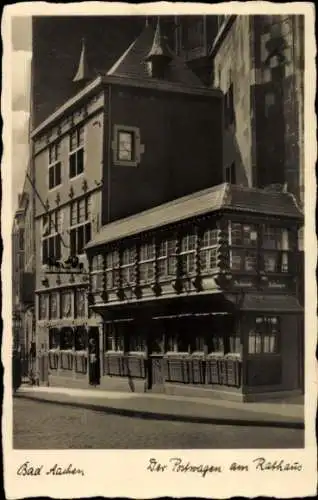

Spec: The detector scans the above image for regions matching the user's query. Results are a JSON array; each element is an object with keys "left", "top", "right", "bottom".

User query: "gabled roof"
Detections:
[
  {"left": 86, "top": 183, "right": 303, "bottom": 250},
  {"left": 107, "top": 24, "right": 204, "bottom": 88}
]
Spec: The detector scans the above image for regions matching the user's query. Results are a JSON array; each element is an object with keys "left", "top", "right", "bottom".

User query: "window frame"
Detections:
[
  {"left": 157, "top": 237, "right": 177, "bottom": 281},
  {"left": 139, "top": 240, "right": 156, "bottom": 284},
  {"left": 69, "top": 126, "right": 85, "bottom": 179},
  {"left": 228, "top": 221, "right": 258, "bottom": 273},
  {"left": 261, "top": 225, "right": 290, "bottom": 274},
  {"left": 120, "top": 247, "right": 136, "bottom": 287},
  {"left": 179, "top": 232, "right": 197, "bottom": 277},
  {"left": 200, "top": 228, "right": 218, "bottom": 274},
  {"left": 69, "top": 196, "right": 92, "bottom": 256},
  {"left": 48, "top": 141, "right": 62, "bottom": 190},
  {"left": 105, "top": 250, "right": 120, "bottom": 290},
  {"left": 248, "top": 315, "right": 280, "bottom": 355},
  {"left": 42, "top": 211, "right": 62, "bottom": 264}
]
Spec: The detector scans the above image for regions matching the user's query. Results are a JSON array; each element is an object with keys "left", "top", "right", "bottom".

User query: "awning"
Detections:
[
  {"left": 153, "top": 312, "right": 230, "bottom": 320},
  {"left": 237, "top": 294, "right": 303, "bottom": 313}
]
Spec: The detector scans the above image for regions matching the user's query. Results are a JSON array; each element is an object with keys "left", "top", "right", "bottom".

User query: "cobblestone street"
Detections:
[{"left": 14, "top": 398, "right": 304, "bottom": 449}]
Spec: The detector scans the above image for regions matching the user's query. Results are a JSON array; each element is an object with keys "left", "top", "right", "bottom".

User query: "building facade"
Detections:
[
  {"left": 84, "top": 183, "right": 303, "bottom": 401},
  {"left": 31, "top": 22, "right": 223, "bottom": 387}
]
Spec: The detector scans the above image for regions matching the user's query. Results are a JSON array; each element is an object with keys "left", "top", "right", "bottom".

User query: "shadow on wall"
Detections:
[{"left": 223, "top": 125, "right": 250, "bottom": 186}]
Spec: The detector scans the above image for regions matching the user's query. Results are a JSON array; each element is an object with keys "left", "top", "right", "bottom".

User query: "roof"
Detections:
[
  {"left": 236, "top": 294, "right": 303, "bottom": 313},
  {"left": 86, "top": 183, "right": 303, "bottom": 250},
  {"left": 107, "top": 24, "right": 204, "bottom": 88}
]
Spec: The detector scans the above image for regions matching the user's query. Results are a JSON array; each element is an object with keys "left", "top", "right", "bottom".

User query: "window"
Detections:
[
  {"left": 225, "top": 162, "right": 236, "bottom": 184},
  {"left": 70, "top": 197, "right": 91, "bottom": 255},
  {"left": 61, "top": 290, "right": 72, "bottom": 318},
  {"left": 139, "top": 242, "right": 155, "bottom": 284},
  {"left": 262, "top": 226, "right": 289, "bottom": 273},
  {"left": 91, "top": 254, "right": 104, "bottom": 293},
  {"left": 229, "top": 222, "right": 258, "bottom": 272},
  {"left": 69, "top": 126, "right": 84, "bottom": 178},
  {"left": 49, "top": 328, "right": 60, "bottom": 349},
  {"left": 158, "top": 237, "right": 176, "bottom": 280},
  {"left": 42, "top": 211, "right": 61, "bottom": 264},
  {"left": 38, "top": 294, "right": 48, "bottom": 320},
  {"left": 121, "top": 247, "right": 135, "bottom": 286},
  {"left": 118, "top": 131, "right": 134, "bottom": 161},
  {"left": 128, "top": 334, "right": 146, "bottom": 352},
  {"left": 200, "top": 228, "right": 218, "bottom": 273},
  {"left": 248, "top": 316, "right": 280, "bottom": 354},
  {"left": 50, "top": 292, "right": 59, "bottom": 319},
  {"left": 165, "top": 331, "right": 190, "bottom": 353},
  {"left": 60, "top": 328, "right": 74, "bottom": 350},
  {"left": 75, "top": 288, "right": 86, "bottom": 318},
  {"left": 75, "top": 327, "right": 87, "bottom": 350},
  {"left": 104, "top": 323, "right": 124, "bottom": 351},
  {"left": 48, "top": 142, "right": 61, "bottom": 189},
  {"left": 106, "top": 250, "right": 120, "bottom": 290},
  {"left": 180, "top": 232, "right": 196, "bottom": 276}
]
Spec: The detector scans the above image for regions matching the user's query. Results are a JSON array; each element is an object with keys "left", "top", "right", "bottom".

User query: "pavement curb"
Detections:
[{"left": 14, "top": 393, "right": 305, "bottom": 430}]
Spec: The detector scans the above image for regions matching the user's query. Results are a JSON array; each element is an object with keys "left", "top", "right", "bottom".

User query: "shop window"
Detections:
[
  {"left": 139, "top": 241, "right": 155, "bottom": 284},
  {"left": 69, "top": 126, "right": 84, "bottom": 178},
  {"left": 180, "top": 232, "right": 196, "bottom": 276},
  {"left": 104, "top": 324, "right": 124, "bottom": 351},
  {"left": 229, "top": 334, "right": 241, "bottom": 353},
  {"left": 121, "top": 247, "right": 135, "bottom": 287},
  {"left": 248, "top": 316, "right": 280, "bottom": 354},
  {"left": 128, "top": 334, "right": 146, "bottom": 353},
  {"left": 200, "top": 228, "right": 218, "bottom": 273},
  {"left": 262, "top": 226, "right": 289, "bottom": 273},
  {"left": 48, "top": 141, "right": 61, "bottom": 189},
  {"left": 158, "top": 237, "right": 176, "bottom": 280},
  {"left": 91, "top": 254, "right": 104, "bottom": 293},
  {"left": 191, "top": 335, "right": 205, "bottom": 352},
  {"left": 70, "top": 197, "right": 91, "bottom": 255},
  {"left": 60, "top": 328, "right": 74, "bottom": 350},
  {"left": 75, "top": 288, "right": 86, "bottom": 318},
  {"left": 75, "top": 327, "right": 87, "bottom": 350},
  {"left": 50, "top": 292, "right": 59, "bottom": 319},
  {"left": 165, "top": 331, "right": 190, "bottom": 353},
  {"left": 49, "top": 328, "right": 60, "bottom": 349},
  {"left": 61, "top": 290, "right": 73, "bottom": 318},
  {"left": 106, "top": 250, "right": 120, "bottom": 289}
]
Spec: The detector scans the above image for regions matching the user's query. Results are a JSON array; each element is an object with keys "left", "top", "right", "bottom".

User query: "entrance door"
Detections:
[{"left": 88, "top": 327, "right": 100, "bottom": 386}]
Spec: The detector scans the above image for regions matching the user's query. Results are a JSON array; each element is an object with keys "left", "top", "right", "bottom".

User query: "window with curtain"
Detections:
[
  {"left": 262, "top": 226, "right": 289, "bottom": 273},
  {"left": 248, "top": 316, "right": 280, "bottom": 354},
  {"left": 229, "top": 222, "right": 258, "bottom": 272}
]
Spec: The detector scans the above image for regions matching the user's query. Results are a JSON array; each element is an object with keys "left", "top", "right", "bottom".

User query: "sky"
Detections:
[{"left": 11, "top": 16, "right": 32, "bottom": 213}]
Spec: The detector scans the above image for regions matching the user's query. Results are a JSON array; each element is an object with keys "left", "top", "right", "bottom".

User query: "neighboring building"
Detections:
[
  {"left": 11, "top": 169, "right": 36, "bottom": 358},
  {"left": 31, "top": 22, "right": 223, "bottom": 387},
  {"left": 85, "top": 183, "right": 303, "bottom": 401},
  {"left": 210, "top": 15, "right": 304, "bottom": 206}
]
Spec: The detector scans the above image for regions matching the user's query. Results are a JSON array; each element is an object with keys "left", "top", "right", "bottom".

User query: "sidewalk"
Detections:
[{"left": 15, "top": 385, "right": 304, "bottom": 429}]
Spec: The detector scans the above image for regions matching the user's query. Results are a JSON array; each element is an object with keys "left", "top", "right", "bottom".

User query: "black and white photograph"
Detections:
[{"left": 1, "top": 2, "right": 317, "bottom": 498}]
